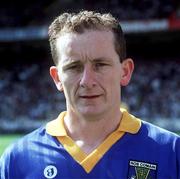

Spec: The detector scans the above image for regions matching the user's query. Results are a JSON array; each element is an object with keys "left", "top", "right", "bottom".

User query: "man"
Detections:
[{"left": 0, "top": 11, "right": 180, "bottom": 179}]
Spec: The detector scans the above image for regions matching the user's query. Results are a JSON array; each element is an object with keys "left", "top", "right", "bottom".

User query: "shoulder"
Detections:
[
  {"left": 0, "top": 125, "right": 59, "bottom": 178},
  {"left": 15, "top": 125, "right": 47, "bottom": 146},
  {"left": 0, "top": 126, "right": 47, "bottom": 161},
  {"left": 140, "top": 120, "right": 180, "bottom": 146}
]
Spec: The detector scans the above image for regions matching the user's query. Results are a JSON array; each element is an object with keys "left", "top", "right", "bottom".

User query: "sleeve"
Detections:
[
  {"left": 0, "top": 145, "right": 15, "bottom": 179},
  {"left": 177, "top": 137, "right": 180, "bottom": 179},
  {"left": 0, "top": 150, "right": 10, "bottom": 179}
]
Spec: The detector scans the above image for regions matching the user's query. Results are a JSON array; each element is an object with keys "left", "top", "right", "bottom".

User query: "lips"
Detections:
[{"left": 79, "top": 95, "right": 101, "bottom": 99}]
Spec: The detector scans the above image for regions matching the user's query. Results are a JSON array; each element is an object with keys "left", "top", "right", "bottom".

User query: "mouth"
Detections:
[{"left": 79, "top": 95, "right": 101, "bottom": 99}]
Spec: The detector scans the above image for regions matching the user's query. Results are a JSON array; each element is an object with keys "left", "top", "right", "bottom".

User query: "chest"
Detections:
[{"left": 13, "top": 140, "right": 176, "bottom": 179}]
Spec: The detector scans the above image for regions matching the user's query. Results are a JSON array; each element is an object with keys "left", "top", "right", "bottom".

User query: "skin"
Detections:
[{"left": 50, "top": 29, "right": 134, "bottom": 153}]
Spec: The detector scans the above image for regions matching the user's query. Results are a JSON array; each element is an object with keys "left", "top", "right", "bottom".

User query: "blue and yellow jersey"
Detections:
[{"left": 0, "top": 109, "right": 180, "bottom": 179}]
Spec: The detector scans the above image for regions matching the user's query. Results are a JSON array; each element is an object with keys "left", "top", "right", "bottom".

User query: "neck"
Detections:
[{"left": 64, "top": 108, "right": 122, "bottom": 154}]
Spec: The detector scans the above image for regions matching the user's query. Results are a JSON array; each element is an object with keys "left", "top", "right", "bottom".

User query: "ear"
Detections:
[
  {"left": 49, "top": 66, "right": 63, "bottom": 91},
  {"left": 120, "top": 58, "right": 134, "bottom": 86}
]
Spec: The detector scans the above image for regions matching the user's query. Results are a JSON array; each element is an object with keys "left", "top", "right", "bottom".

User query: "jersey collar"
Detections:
[{"left": 46, "top": 109, "right": 141, "bottom": 136}]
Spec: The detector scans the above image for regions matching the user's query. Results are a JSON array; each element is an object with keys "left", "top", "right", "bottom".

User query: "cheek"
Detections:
[
  {"left": 62, "top": 75, "right": 80, "bottom": 94},
  {"left": 109, "top": 75, "right": 121, "bottom": 94},
  {"left": 61, "top": 72, "right": 75, "bottom": 85}
]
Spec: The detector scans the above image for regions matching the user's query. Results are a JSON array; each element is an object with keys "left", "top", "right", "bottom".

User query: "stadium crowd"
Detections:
[
  {"left": 85, "top": 0, "right": 175, "bottom": 20},
  {"left": 0, "top": 58, "right": 179, "bottom": 125},
  {"left": 0, "top": 0, "right": 178, "bottom": 27},
  {"left": 122, "top": 59, "right": 180, "bottom": 119}
]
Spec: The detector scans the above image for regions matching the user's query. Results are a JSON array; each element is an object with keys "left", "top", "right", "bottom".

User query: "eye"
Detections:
[
  {"left": 67, "top": 64, "right": 83, "bottom": 72},
  {"left": 95, "top": 62, "right": 108, "bottom": 70},
  {"left": 96, "top": 63, "right": 105, "bottom": 66}
]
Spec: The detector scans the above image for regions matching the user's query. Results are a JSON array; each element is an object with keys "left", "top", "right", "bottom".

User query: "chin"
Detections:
[{"left": 78, "top": 107, "right": 105, "bottom": 118}]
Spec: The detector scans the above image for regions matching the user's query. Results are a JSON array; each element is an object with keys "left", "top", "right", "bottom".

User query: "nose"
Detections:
[{"left": 80, "top": 66, "right": 97, "bottom": 88}]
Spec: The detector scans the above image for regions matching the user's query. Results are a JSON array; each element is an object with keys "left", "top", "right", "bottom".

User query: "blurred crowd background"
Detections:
[
  {"left": 1, "top": 58, "right": 179, "bottom": 120},
  {"left": 0, "top": 0, "right": 179, "bottom": 27},
  {"left": 0, "top": 0, "right": 180, "bottom": 133}
]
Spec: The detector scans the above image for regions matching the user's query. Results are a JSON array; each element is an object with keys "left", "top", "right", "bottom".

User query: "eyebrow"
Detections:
[
  {"left": 90, "top": 57, "right": 109, "bottom": 62},
  {"left": 90, "top": 57, "right": 111, "bottom": 63},
  {"left": 62, "top": 57, "right": 111, "bottom": 69},
  {"left": 62, "top": 60, "right": 81, "bottom": 70}
]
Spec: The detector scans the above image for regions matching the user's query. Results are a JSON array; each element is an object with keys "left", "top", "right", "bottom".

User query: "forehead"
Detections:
[{"left": 56, "top": 30, "right": 117, "bottom": 62}]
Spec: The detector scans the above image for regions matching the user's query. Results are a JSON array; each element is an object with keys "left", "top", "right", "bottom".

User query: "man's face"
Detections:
[{"left": 50, "top": 30, "right": 133, "bottom": 119}]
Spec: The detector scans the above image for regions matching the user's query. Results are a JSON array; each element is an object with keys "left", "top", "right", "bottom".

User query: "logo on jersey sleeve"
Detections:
[
  {"left": 44, "top": 165, "right": 57, "bottom": 178},
  {"left": 128, "top": 160, "right": 157, "bottom": 179}
]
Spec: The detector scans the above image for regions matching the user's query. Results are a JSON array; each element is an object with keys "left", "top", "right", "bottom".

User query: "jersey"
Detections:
[{"left": 0, "top": 109, "right": 180, "bottom": 179}]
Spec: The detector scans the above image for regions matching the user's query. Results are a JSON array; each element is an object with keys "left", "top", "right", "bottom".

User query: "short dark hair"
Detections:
[{"left": 48, "top": 10, "right": 126, "bottom": 65}]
